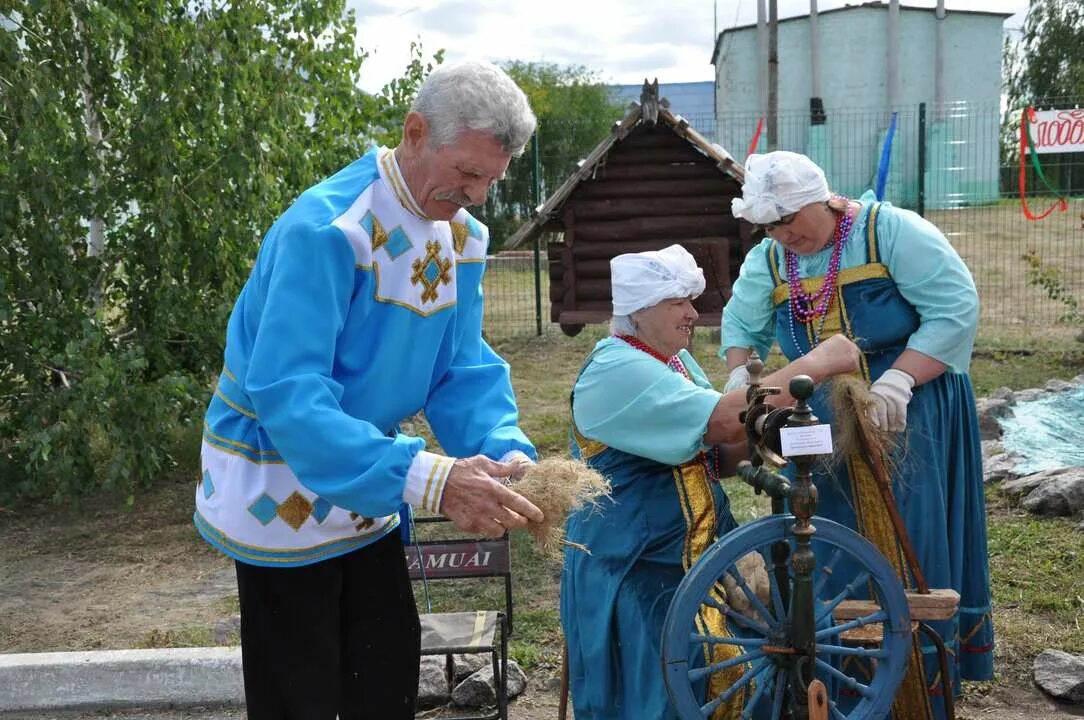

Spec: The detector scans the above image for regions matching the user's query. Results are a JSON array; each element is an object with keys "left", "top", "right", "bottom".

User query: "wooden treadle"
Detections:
[
  {"left": 832, "top": 588, "right": 960, "bottom": 622},
  {"left": 832, "top": 588, "right": 960, "bottom": 645}
]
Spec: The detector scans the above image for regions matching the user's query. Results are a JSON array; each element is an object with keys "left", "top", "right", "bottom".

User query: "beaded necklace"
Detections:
[
  {"left": 613, "top": 334, "right": 723, "bottom": 479},
  {"left": 615, "top": 334, "right": 690, "bottom": 376},
  {"left": 784, "top": 200, "right": 855, "bottom": 354}
]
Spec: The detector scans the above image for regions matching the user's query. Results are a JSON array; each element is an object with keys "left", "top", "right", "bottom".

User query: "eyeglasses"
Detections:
[{"left": 761, "top": 212, "right": 799, "bottom": 232}]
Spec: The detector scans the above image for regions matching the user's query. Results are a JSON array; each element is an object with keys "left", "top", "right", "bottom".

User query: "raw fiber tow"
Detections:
[
  {"left": 827, "top": 375, "right": 901, "bottom": 470},
  {"left": 512, "top": 457, "right": 611, "bottom": 554}
]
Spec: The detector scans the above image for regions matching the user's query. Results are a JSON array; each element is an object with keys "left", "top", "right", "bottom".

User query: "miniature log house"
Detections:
[{"left": 505, "top": 80, "right": 755, "bottom": 336}]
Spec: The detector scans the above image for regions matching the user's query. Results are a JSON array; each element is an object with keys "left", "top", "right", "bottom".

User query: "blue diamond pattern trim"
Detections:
[
  {"left": 202, "top": 470, "right": 215, "bottom": 499},
  {"left": 248, "top": 494, "right": 279, "bottom": 526},
  {"left": 312, "top": 497, "right": 333, "bottom": 524},
  {"left": 424, "top": 258, "right": 440, "bottom": 284},
  {"left": 384, "top": 227, "right": 412, "bottom": 259},
  {"left": 465, "top": 215, "right": 484, "bottom": 239},
  {"left": 359, "top": 210, "right": 375, "bottom": 237}
]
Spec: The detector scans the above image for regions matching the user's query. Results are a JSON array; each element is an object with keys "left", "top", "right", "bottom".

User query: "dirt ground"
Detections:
[{"left": 0, "top": 478, "right": 1079, "bottom": 720}]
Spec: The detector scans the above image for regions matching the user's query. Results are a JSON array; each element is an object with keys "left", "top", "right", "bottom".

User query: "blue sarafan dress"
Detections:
[
  {"left": 560, "top": 337, "right": 748, "bottom": 720},
  {"left": 722, "top": 192, "right": 995, "bottom": 712}
]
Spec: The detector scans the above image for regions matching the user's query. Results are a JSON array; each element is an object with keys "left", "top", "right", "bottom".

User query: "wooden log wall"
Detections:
[{"left": 548, "top": 124, "right": 753, "bottom": 333}]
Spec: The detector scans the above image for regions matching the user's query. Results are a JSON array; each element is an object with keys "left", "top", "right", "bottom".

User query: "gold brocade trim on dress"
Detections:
[
  {"left": 770, "top": 263, "right": 890, "bottom": 306},
  {"left": 674, "top": 461, "right": 716, "bottom": 569},
  {"left": 674, "top": 460, "right": 749, "bottom": 720},
  {"left": 570, "top": 426, "right": 608, "bottom": 460}
]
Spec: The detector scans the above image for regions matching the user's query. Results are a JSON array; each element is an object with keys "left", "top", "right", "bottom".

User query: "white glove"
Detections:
[
  {"left": 723, "top": 365, "right": 751, "bottom": 394},
  {"left": 868, "top": 368, "right": 915, "bottom": 432}
]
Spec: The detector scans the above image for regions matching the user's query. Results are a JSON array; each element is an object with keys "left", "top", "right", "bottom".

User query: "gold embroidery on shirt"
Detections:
[
  {"left": 411, "top": 240, "right": 453, "bottom": 303},
  {"left": 277, "top": 491, "right": 314, "bottom": 531}
]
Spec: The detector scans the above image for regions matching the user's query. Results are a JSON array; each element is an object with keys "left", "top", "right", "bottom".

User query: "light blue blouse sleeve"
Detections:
[
  {"left": 875, "top": 205, "right": 979, "bottom": 372},
  {"left": 721, "top": 238, "right": 778, "bottom": 361},
  {"left": 572, "top": 343, "right": 722, "bottom": 466}
]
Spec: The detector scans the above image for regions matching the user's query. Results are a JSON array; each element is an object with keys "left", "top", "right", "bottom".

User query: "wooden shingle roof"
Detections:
[{"left": 504, "top": 98, "right": 746, "bottom": 250}]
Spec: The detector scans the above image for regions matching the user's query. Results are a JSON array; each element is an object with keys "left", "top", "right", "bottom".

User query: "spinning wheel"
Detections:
[{"left": 660, "top": 514, "right": 911, "bottom": 719}]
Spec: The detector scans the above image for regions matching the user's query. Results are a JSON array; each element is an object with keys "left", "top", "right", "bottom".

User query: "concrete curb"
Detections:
[{"left": 0, "top": 648, "right": 244, "bottom": 712}]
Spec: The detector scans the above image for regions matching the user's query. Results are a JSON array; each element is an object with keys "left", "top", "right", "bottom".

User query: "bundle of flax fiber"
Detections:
[
  {"left": 827, "top": 374, "right": 901, "bottom": 470},
  {"left": 511, "top": 457, "right": 611, "bottom": 555}
]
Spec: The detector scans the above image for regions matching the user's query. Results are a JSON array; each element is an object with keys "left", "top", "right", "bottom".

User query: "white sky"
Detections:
[{"left": 353, "top": 0, "right": 1029, "bottom": 94}]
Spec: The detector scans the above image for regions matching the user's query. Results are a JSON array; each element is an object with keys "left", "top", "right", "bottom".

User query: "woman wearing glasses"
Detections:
[{"left": 719, "top": 151, "right": 993, "bottom": 717}]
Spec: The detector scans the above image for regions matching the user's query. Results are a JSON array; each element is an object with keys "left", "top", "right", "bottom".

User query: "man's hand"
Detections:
[{"left": 439, "top": 455, "right": 544, "bottom": 538}]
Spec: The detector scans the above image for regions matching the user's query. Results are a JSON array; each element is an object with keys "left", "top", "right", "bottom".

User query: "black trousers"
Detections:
[{"left": 235, "top": 531, "right": 421, "bottom": 720}]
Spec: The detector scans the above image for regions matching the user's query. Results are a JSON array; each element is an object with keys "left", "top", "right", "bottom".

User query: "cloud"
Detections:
[
  {"left": 618, "top": 6, "right": 713, "bottom": 47},
  {"left": 355, "top": 0, "right": 1028, "bottom": 93},
  {"left": 347, "top": 0, "right": 401, "bottom": 22},
  {"left": 415, "top": 0, "right": 502, "bottom": 36}
]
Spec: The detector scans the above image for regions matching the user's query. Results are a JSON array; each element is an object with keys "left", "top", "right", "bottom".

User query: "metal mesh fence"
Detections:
[{"left": 482, "top": 101, "right": 1084, "bottom": 351}]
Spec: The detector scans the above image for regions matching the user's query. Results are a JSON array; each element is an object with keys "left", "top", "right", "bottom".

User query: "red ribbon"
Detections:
[
  {"left": 747, "top": 117, "right": 764, "bottom": 159},
  {"left": 1019, "top": 106, "right": 1069, "bottom": 221}
]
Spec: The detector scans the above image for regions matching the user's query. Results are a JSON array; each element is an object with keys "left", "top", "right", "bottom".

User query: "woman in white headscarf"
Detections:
[
  {"left": 559, "top": 243, "right": 860, "bottom": 720},
  {"left": 722, "top": 151, "right": 994, "bottom": 714}
]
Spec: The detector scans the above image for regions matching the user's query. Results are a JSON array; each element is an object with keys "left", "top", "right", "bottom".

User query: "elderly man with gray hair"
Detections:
[{"left": 194, "top": 61, "right": 543, "bottom": 719}]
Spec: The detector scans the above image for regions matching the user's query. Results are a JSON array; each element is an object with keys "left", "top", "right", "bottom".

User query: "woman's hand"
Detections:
[{"left": 805, "top": 334, "right": 861, "bottom": 379}]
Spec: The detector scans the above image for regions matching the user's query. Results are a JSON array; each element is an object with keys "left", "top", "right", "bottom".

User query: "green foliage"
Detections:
[
  {"left": 476, "top": 61, "right": 625, "bottom": 249},
  {"left": 1005, "top": 0, "right": 1084, "bottom": 107},
  {"left": 1020, "top": 249, "right": 1082, "bottom": 324},
  {"left": 369, "top": 40, "right": 445, "bottom": 148},
  {"left": 0, "top": 2, "right": 432, "bottom": 504},
  {"left": 1000, "top": 1, "right": 1084, "bottom": 181}
]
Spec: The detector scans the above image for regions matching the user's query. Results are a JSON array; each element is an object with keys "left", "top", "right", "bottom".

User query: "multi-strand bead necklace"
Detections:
[
  {"left": 784, "top": 199, "right": 855, "bottom": 353},
  {"left": 614, "top": 334, "right": 724, "bottom": 479}
]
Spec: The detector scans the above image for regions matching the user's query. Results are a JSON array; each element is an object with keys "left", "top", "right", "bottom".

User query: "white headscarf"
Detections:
[
  {"left": 610, "top": 244, "right": 705, "bottom": 316},
  {"left": 731, "top": 151, "right": 830, "bottom": 225}
]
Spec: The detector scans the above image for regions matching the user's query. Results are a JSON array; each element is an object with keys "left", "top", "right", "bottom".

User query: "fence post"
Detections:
[
  {"left": 531, "top": 133, "right": 543, "bottom": 336},
  {"left": 917, "top": 102, "right": 927, "bottom": 217}
]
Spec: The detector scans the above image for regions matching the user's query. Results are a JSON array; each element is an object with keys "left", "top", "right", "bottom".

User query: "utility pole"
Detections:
[
  {"left": 757, "top": 0, "right": 767, "bottom": 121},
  {"left": 768, "top": 0, "right": 778, "bottom": 150},
  {"left": 887, "top": 0, "right": 900, "bottom": 116}
]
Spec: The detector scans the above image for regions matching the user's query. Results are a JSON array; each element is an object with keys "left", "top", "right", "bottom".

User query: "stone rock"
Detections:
[
  {"left": 451, "top": 659, "right": 528, "bottom": 707},
  {"left": 984, "top": 451, "right": 1024, "bottom": 484},
  {"left": 987, "top": 386, "right": 1016, "bottom": 402},
  {"left": 722, "top": 552, "right": 770, "bottom": 621},
  {"left": 975, "top": 397, "right": 1014, "bottom": 440},
  {"left": 418, "top": 656, "right": 451, "bottom": 709},
  {"left": 981, "top": 440, "right": 1006, "bottom": 460},
  {"left": 1001, "top": 473, "right": 1049, "bottom": 499},
  {"left": 506, "top": 660, "right": 529, "bottom": 697},
  {"left": 453, "top": 652, "right": 489, "bottom": 681},
  {"left": 1046, "top": 378, "right": 1076, "bottom": 393},
  {"left": 1013, "top": 388, "right": 1048, "bottom": 403},
  {"left": 1033, "top": 649, "right": 1084, "bottom": 704},
  {"left": 1019, "top": 467, "right": 1084, "bottom": 517}
]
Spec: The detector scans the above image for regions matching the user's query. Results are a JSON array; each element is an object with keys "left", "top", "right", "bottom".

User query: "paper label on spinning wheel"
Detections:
[{"left": 780, "top": 424, "right": 833, "bottom": 456}]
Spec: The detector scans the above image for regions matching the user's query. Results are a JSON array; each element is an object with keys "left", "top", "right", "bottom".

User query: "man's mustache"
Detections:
[{"left": 433, "top": 190, "right": 473, "bottom": 207}]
